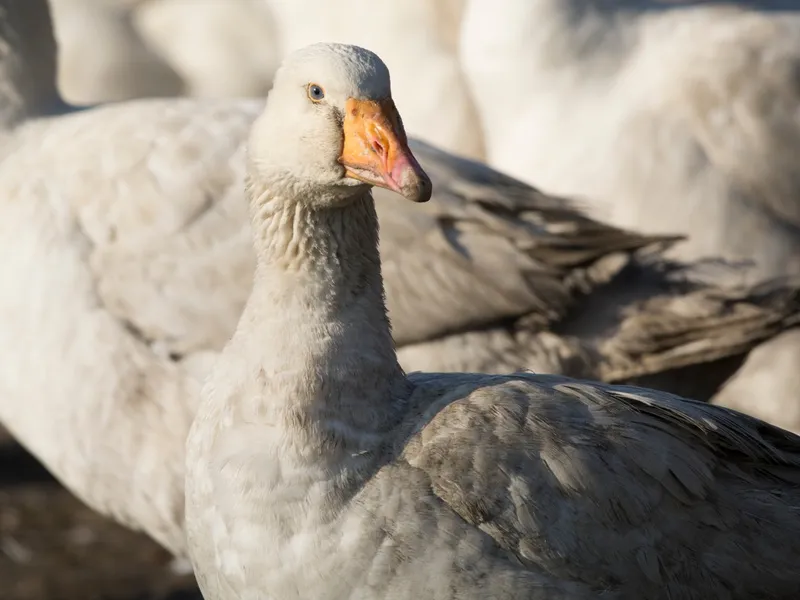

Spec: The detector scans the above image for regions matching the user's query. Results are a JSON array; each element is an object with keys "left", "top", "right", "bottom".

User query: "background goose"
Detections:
[
  {"left": 459, "top": 0, "right": 800, "bottom": 431},
  {"left": 460, "top": 0, "right": 800, "bottom": 277},
  {"left": 4, "top": 0, "right": 800, "bottom": 565},
  {"left": 712, "top": 328, "right": 800, "bottom": 432},
  {"left": 49, "top": 0, "right": 184, "bottom": 103},
  {"left": 134, "top": 0, "right": 280, "bottom": 98},
  {"left": 185, "top": 43, "right": 800, "bottom": 599}
]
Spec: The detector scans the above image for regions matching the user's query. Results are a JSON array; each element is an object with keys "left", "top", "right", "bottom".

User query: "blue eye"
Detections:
[{"left": 307, "top": 84, "right": 325, "bottom": 102}]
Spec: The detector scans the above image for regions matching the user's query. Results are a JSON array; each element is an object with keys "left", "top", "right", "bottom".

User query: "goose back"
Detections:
[{"left": 460, "top": 0, "right": 800, "bottom": 278}]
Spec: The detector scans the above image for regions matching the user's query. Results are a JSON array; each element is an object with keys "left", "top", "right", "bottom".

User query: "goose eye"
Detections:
[{"left": 307, "top": 84, "right": 325, "bottom": 102}]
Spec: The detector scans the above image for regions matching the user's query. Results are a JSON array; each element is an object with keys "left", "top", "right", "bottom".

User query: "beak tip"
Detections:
[
  {"left": 407, "top": 173, "right": 432, "bottom": 203},
  {"left": 394, "top": 156, "right": 432, "bottom": 203},
  {"left": 339, "top": 97, "right": 432, "bottom": 203}
]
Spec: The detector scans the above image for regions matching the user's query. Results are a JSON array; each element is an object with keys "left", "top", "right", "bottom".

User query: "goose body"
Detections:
[
  {"left": 459, "top": 0, "right": 800, "bottom": 428},
  {"left": 134, "top": 0, "right": 280, "bottom": 98},
  {"left": 4, "top": 0, "right": 800, "bottom": 562},
  {"left": 49, "top": 0, "right": 184, "bottom": 102},
  {"left": 185, "top": 43, "right": 800, "bottom": 599},
  {"left": 460, "top": 0, "right": 800, "bottom": 278}
]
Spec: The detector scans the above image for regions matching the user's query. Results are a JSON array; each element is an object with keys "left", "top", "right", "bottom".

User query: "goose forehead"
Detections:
[{"left": 278, "top": 42, "right": 392, "bottom": 99}]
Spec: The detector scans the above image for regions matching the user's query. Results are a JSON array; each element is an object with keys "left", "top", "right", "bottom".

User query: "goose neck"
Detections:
[{"left": 238, "top": 175, "right": 411, "bottom": 457}]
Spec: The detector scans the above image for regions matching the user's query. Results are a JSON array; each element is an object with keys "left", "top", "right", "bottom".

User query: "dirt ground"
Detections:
[{"left": 0, "top": 430, "right": 201, "bottom": 600}]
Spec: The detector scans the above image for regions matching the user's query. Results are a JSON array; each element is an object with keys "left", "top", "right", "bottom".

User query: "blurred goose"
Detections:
[
  {"left": 262, "top": 0, "right": 485, "bottom": 159},
  {"left": 460, "top": 0, "right": 800, "bottom": 429},
  {"left": 461, "top": 0, "right": 800, "bottom": 277},
  {"left": 185, "top": 43, "right": 800, "bottom": 599},
  {"left": 134, "top": 0, "right": 280, "bottom": 98},
  {"left": 49, "top": 0, "right": 184, "bottom": 103},
  {"left": 3, "top": 0, "right": 800, "bottom": 562}
]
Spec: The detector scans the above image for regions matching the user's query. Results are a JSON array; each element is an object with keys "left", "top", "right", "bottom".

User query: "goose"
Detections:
[
  {"left": 460, "top": 0, "right": 800, "bottom": 278},
  {"left": 3, "top": 0, "right": 800, "bottom": 563},
  {"left": 49, "top": 0, "right": 184, "bottom": 103},
  {"left": 185, "top": 42, "right": 800, "bottom": 600},
  {"left": 262, "top": 0, "right": 486, "bottom": 159},
  {"left": 459, "top": 0, "right": 800, "bottom": 432},
  {"left": 134, "top": 0, "right": 280, "bottom": 98}
]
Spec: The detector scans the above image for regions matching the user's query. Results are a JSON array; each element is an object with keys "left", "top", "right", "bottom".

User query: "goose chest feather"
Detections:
[{"left": 184, "top": 43, "right": 800, "bottom": 600}]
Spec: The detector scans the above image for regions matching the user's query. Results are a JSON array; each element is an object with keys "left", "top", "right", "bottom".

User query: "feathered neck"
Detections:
[
  {"left": 0, "top": 0, "right": 63, "bottom": 129},
  {"left": 233, "top": 171, "right": 411, "bottom": 458}
]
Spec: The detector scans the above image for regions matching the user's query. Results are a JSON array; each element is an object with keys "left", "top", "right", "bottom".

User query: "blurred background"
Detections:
[{"left": 4, "top": 0, "right": 800, "bottom": 598}]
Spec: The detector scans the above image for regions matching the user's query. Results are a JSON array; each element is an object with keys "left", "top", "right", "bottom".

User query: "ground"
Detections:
[{"left": 0, "top": 430, "right": 200, "bottom": 600}]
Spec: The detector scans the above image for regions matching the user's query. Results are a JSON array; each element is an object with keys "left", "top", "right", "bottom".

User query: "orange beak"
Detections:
[{"left": 339, "top": 98, "right": 432, "bottom": 203}]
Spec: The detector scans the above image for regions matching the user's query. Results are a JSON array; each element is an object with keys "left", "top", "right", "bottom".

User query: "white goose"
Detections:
[
  {"left": 185, "top": 42, "right": 800, "bottom": 600},
  {"left": 134, "top": 0, "right": 281, "bottom": 98},
  {"left": 49, "top": 0, "right": 184, "bottom": 102},
  {"left": 4, "top": 0, "right": 800, "bottom": 563},
  {"left": 460, "top": 0, "right": 800, "bottom": 277},
  {"left": 459, "top": 0, "right": 800, "bottom": 430}
]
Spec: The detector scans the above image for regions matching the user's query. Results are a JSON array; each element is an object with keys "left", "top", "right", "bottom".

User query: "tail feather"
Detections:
[{"left": 598, "top": 275, "right": 800, "bottom": 382}]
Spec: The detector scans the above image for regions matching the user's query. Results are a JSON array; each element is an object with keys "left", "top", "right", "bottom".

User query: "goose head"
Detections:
[{"left": 247, "top": 42, "right": 432, "bottom": 207}]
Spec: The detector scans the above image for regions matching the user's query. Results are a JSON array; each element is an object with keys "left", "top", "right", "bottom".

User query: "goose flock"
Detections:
[{"left": 2, "top": 0, "right": 800, "bottom": 598}]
